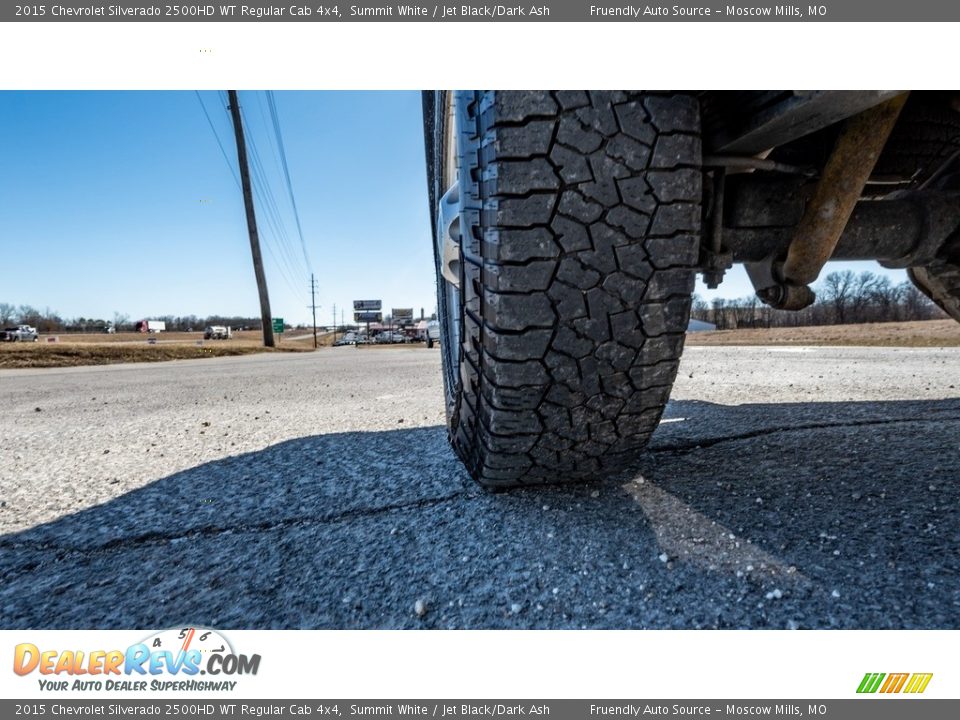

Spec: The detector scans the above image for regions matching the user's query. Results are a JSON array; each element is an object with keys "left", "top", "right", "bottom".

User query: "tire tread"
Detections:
[{"left": 447, "top": 91, "right": 701, "bottom": 487}]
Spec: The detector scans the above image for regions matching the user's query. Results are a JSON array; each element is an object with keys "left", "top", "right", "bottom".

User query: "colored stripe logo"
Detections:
[{"left": 857, "top": 672, "right": 933, "bottom": 694}]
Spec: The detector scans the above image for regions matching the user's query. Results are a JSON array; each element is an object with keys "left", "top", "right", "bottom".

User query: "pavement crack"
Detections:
[
  {"left": 650, "top": 414, "right": 960, "bottom": 455},
  {"left": 0, "top": 489, "right": 481, "bottom": 560}
]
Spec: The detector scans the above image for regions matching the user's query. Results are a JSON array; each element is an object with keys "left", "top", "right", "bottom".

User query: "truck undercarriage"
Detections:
[
  {"left": 424, "top": 90, "right": 960, "bottom": 487},
  {"left": 698, "top": 91, "right": 960, "bottom": 318}
]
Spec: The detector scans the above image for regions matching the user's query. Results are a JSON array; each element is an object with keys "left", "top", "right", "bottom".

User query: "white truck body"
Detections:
[
  {"left": 1, "top": 325, "right": 39, "bottom": 342},
  {"left": 204, "top": 325, "right": 232, "bottom": 340},
  {"left": 136, "top": 320, "right": 166, "bottom": 333}
]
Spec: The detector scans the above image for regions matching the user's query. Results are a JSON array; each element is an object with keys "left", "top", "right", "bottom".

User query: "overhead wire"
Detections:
[
  {"left": 253, "top": 92, "right": 313, "bottom": 292},
  {"left": 194, "top": 91, "right": 241, "bottom": 188},
  {"left": 219, "top": 92, "right": 304, "bottom": 299},
  {"left": 197, "top": 90, "right": 302, "bottom": 304},
  {"left": 244, "top": 110, "right": 307, "bottom": 292},
  {"left": 266, "top": 90, "right": 313, "bottom": 271},
  {"left": 242, "top": 96, "right": 307, "bottom": 282}
]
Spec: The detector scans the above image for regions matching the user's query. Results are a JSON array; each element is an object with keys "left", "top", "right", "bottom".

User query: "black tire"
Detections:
[{"left": 428, "top": 91, "right": 701, "bottom": 488}]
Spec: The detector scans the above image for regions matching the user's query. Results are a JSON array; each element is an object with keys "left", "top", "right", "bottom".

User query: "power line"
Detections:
[
  {"left": 266, "top": 90, "right": 312, "bottom": 271},
  {"left": 213, "top": 91, "right": 313, "bottom": 315},
  {"left": 250, "top": 91, "right": 305, "bottom": 283},
  {"left": 202, "top": 91, "right": 300, "bottom": 306},
  {"left": 194, "top": 91, "right": 240, "bottom": 188},
  {"left": 258, "top": 227, "right": 303, "bottom": 300},
  {"left": 242, "top": 103, "right": 308, "bottom": 286},
  {"left": 246, "top": 146, "right": 304, "bottom": 294},
  {"left": 255, "top": 92, "right": 309, "bottom": 280},
  {"left": 243, "top": 135, "right": 302, "bottom": 297},
  {"left": 233, "top": 98, "right": 306, "bottom": 299}
]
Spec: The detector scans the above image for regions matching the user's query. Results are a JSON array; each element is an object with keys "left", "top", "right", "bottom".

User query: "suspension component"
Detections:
[{"left": 748, "top": 93, "right": 909, "bottom": 310}]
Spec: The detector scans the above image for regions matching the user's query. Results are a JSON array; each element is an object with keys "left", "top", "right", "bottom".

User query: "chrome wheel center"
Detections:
[{"left": 438, "top": 182, "right": 462, "bottom": 289}]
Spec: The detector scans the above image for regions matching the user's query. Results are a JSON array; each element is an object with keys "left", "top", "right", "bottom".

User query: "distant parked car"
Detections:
[
  {"left": 1, "top": 325, "right": 38, "bottom": 342},
  {"left": 376, "top": 331, "right": 407, "bottom": 344}
]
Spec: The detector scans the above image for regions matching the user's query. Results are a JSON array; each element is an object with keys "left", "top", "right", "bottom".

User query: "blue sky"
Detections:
[
  {"left": 0, "top": 90, "right": 435, "bottom": 326},
  {"left": 0, "top": 90, "right": 905, "bottom": 326}
]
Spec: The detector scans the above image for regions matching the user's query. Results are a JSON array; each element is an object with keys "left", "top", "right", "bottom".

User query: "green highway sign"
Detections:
[{"left": 272, "top": 318, "right": 284, "bottom": 333}]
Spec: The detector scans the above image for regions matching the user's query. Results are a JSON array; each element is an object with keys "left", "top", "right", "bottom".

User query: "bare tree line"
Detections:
[
  {"left": 692, "top": 270, "right": 945, "bottom": 330},
  {"left": 1, "top": 270, "right": 945, "bottom": 334},
  {"left": 0, "top": 304, "right": 265, "bottom": 333}
]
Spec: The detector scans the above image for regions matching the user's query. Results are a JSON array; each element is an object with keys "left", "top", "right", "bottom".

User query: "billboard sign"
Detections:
[
  {"left": 353, "top": 300, "right": 382, "bottom": 311},
  {"left": 392, "top": 308, "right": 414, "bottom": 325},
  {"left": 354, "top": 312, "right": 382, "bottom": 323}
]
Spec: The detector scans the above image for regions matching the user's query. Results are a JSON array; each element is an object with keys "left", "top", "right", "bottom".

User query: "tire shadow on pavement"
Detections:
[
  {"left": 631, "top": 396, "right": 960, "bottom": 630},
  {"left": 1, "top": 398, "right": 958, "bottom": 629}
]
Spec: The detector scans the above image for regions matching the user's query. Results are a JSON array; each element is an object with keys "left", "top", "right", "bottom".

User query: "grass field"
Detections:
[
  {"left": 685, "top": 319, "right": 960, "bottom": 347},
  {"left": 28, "top": 330, "right": 329, "bottom": 346},
  {"left": 0, "top": 330, "right": 323, "bottom": 369}
]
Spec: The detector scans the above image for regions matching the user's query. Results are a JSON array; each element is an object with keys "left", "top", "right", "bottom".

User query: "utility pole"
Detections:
[
  {"left": 309, "top": 273, "right": 318, "bottom": 349},
  {"left": 332, "top": 303, "right": 337, "bottom": 344},
  {"left": 228, "top": 90, "right": 274, "bottom": 348}
]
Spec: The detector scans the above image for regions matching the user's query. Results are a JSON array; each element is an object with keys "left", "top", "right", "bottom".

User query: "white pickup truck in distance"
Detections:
[
  {"left": 1, "top": 325, "right": 39, "bottom": 342},
  {"left": 203, "top": 326, "right": 232, "bottom": 340}
]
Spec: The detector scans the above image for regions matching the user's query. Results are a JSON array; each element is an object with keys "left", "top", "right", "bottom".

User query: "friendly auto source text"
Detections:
[{"left": 589, "top": 5, "right": 810, "bottom": 16}]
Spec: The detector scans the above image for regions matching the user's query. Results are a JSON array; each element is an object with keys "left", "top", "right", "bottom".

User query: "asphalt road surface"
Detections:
[{"left": 1, "top": 345, "right": 958, "bottom": 629}]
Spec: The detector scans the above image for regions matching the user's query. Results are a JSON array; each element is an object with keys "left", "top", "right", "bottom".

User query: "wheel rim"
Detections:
[{"left": 436, "top": 92, "right": 463, "bottom": 407}]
